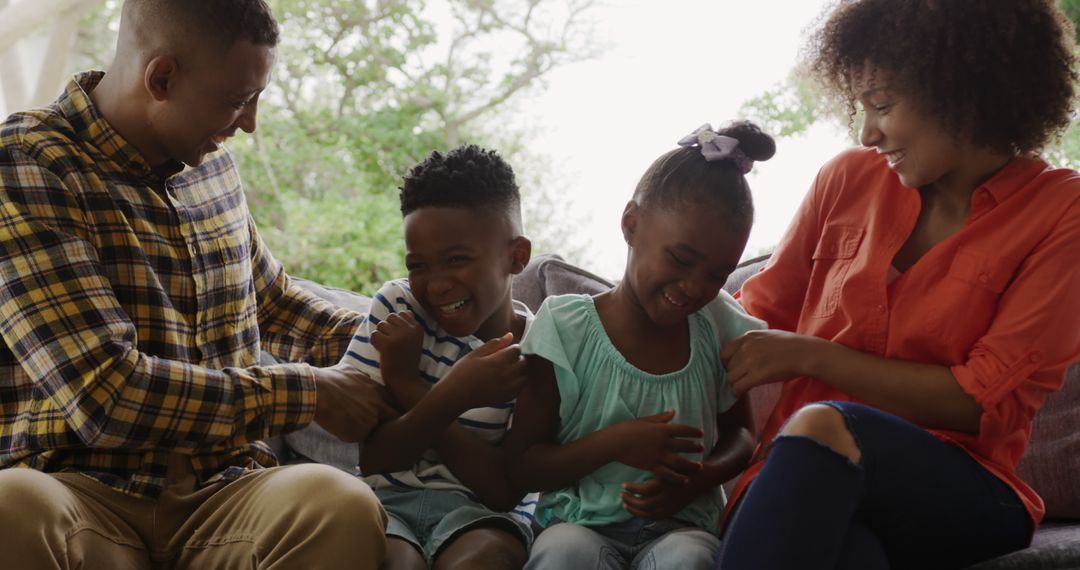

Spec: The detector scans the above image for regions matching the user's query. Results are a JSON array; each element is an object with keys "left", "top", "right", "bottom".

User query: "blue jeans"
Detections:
[
  {"left": 527, "top": 518, "right": 719, "bottom": 570},
  {"left": 718, "top": 402, "right": 1031, "bottom": 570}
]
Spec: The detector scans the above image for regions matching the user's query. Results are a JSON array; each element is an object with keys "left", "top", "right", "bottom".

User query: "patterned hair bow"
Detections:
[{"left": 677, "top": 124, "right": 753, "bottom": 174}]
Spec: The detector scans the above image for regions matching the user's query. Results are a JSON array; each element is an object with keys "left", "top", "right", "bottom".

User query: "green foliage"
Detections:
[
  {"left": 738, "top": 72, "right": 823, "bottom": 139},
  {"left": 69, "top": 0, "right": 597, "bottom": 293}
]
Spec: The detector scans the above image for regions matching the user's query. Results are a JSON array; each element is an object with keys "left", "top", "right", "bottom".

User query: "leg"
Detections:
[
  {"left": 0, "top": 469, "right": 151, "bottom": 570},
  {"left": 525, "top": 523, "right": 625, "bottom": 570},
  {"left": 632, "top": 526, "right": 719, "bottom": 570},
  {"left": 432, "top": 527, "right": 527, "bottom": 570},
  {"left": 719, "top": 402, "right": 1031, "bottom": 570},
  {"left": 382, "top": 537, "right": 428, "bottom": 570},
  {"left": 174, "top": 463, "right": 387, "bottom": 569}
]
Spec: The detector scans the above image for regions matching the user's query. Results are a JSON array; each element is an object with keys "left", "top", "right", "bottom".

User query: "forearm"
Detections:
[
  {"left": 810, "top": 341, "right": 981, "bottom": 432},
  {"left": 358, "top": 381, "right": 463, "bottom": 473},
  {"left": 435, "top": 426, "right": 524, "bottom": 512},
  {"left": 690, "top": 427, "right": 754, "bottom": 492},
  {"left": 508, "top": 426, "right": 622, "bottom": 492}
]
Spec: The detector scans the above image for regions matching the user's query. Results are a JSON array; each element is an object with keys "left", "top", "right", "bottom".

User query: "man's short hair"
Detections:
[
  {"left": 125, "top": 0, "right": 279, "bottom": 52},
  {"left": 399, "top": 145, "right": 523, "bottom": 232}
]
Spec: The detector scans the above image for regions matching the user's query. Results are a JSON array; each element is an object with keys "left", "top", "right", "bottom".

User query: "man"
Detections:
[{"left": 0, "top": 1, "right": 394, "bottom": 567}]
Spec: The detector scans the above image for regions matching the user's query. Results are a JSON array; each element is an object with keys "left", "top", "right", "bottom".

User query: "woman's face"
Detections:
[{"left": 855, "top": 71, "right": 970, "bottom": 191}]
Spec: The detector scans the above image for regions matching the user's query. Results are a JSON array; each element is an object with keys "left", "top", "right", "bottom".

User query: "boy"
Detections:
[{"left": 341, "top": 145, "right": 536, "bottom": 570}]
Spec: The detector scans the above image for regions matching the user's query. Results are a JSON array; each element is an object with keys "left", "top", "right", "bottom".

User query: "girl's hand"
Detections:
[
  {"left": 721, "top": 330, "right": 831, "bottom": 398},
  {"left": 370, "top": 311, "right": 425, "bottom": 380},
  {"left": 612, "top": 410, "right": 704, "bottom": 485},
  {"left": 620, "top": 477, "right": 699, "bottom": 519}
]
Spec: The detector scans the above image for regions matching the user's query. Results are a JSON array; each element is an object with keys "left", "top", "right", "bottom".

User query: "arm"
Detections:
[
  {"left": 723, "top": 332, "right": 982, "bottom": 432},
  {"left": 622, "top": 397, "right": 755, "bottom": 518},
  {"left": 504, "top": 356, "right": 705, "bottom": 492},
  {"left": 0, "top": 146, "right": 319, "bottom": 451},
  {"left": 250, "top": 219, "right": 364, "bottom": 367}
]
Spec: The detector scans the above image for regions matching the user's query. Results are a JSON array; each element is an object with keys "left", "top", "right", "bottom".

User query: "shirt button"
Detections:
[
  {"left": 978, "top": 273, "right": 989, "bottom": 284},
  {"left": 876, "top": 304, "right": 886, "bottom": 313},
  {"left": 1029, "top": 353, "right": 1043, "bottom": 363}
]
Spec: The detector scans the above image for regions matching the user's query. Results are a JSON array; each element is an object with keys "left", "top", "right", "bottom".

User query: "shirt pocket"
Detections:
[
  {"left": 802, "top": 224, "right": 864, "bottom": 318},
  {"left": 926, "top": 247, "right": 1016, "bottom": 344}
]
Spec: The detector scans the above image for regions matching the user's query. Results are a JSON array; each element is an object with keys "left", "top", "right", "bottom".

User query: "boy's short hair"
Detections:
[
  {"left": 125, "top": 0, "right": 279, "bottom": 52},
  {"left": 399, "top": 145, "right": 523, "bottom": 231}
]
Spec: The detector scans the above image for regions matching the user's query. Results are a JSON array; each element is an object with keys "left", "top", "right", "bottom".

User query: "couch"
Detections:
[{"left": 277, "top": 254, "right": 1080, "bottom": 568}]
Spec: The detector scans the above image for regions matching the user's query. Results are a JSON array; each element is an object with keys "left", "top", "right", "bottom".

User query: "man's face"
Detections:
[{"left": 153, "top": 40, "right": 276, "bottom": 167}]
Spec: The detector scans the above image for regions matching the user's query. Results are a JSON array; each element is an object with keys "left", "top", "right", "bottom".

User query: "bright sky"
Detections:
[{"left": 521, "top": 0, "right": 852, "bottom": 278}]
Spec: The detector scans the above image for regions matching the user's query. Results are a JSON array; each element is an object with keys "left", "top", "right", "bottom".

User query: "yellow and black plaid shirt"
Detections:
[{"left": 0, "top": 72, "right": 362, "bottom": 498}]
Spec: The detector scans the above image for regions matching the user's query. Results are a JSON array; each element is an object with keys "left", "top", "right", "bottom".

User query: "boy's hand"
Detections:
[
  {"left": 370, "top": 311, "right": 424, "bottom": 379},
  {"left": 436, "top": 333, "right": 528, "bottom": 412},
  {"left": 620, "top": 477, "right": 700, "bottom": 519},
  {"left": 612, "top": 410, "right": 704, "bottom": 484},
  {"left": 313, "top": 364, "right": 398, "bottom": 443}
]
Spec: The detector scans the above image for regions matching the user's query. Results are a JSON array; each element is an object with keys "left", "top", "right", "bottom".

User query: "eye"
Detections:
[
  {"left": 447, "top": 255, "right": 471, "bottom": 265},
  {"left": 668, "top": 252, "right": 691, "bottom": 268},
  {"left": 231, "top": 98, "right": 251, "bottom": 110},
  {"left": 406, "top": 262, "right": 425, "bottom": 273}
]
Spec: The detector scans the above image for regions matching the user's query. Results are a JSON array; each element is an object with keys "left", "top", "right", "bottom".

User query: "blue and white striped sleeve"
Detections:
[{"left": 339, "top": 279, "right": 413, "bottom": 384}]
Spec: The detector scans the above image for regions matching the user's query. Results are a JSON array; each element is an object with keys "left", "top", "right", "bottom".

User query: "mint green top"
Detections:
[{"left": 519, "top": 292, "right": 765, "bottom": 531}]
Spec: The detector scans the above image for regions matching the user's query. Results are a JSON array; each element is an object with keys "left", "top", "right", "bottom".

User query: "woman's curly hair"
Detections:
[{"left": 805, "top": 0, "right": 1078, "bottom": 154}]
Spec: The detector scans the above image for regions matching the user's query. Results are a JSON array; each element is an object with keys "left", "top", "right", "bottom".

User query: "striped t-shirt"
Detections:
[{"left": 340, "top": 278, "right": 536, "bottom": 519}]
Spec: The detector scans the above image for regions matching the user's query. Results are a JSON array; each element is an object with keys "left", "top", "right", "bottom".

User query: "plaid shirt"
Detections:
[{"left": 0, "top": 72, "right": 363, "bottom": 498}]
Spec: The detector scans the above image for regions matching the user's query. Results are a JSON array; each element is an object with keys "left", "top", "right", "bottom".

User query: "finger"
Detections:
[
  {"left": 662, "top": 454, "right": 703, "bottom": 477},
  {"left": 620, "top": 491, "right": 648, "bottom": 511},
  {"left": 622, "top": 478, "right": 663, "bottom": 497},
  {"left": 667, "top": 438, "right": 705, "bottom": 454},
  {"left": 639, "top": 409, "right": 677, "bottom": 424},
  {"left": 474, "top": 333, "right": 514, "bottom": 356},
  {"left": 621, "top": 497, "right": 651, "bottom": 518},
  {"left": 719, "top": 334, "right": 747, "bottom": 364},
  {"left": 652, "top": 465, "right": 691, "bottom": 486},
  {"left": 664, "top": 423, "right": 705, "bottom": 438}
]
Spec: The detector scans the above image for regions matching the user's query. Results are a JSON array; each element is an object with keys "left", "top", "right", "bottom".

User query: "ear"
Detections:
[
  {"left": 144, "top": 55, "right": 180, "bottom": 102},
  {"left": 509, "top": 236, "right": 532, "bottom": 275},
  {"left": 621, "top": 200, "right": 640, "bottom": 244}
]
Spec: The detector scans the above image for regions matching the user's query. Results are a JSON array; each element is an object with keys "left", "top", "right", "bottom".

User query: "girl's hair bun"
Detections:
[{"left": 717, "top": 120, "right": 776, "bottom": 163}]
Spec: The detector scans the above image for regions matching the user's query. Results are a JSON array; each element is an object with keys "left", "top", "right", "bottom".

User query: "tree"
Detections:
[{"left": 72, "top": 0, "right": 598, "bottom": 293}]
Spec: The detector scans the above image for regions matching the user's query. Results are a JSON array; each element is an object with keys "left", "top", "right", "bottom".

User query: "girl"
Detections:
[{"left": 505, "top": 122, "right": 775, "bottom": 570}]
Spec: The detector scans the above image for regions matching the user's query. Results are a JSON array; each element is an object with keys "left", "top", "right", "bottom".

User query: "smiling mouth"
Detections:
[
  {"left": 881, "top": 150, "right": 905, "bottom": 167},
  {"left": 663, "top": 291, "right": 689, "bottom": 308},
  {"left": 440, "top": 299, "right": 470, "bottom": 314}
]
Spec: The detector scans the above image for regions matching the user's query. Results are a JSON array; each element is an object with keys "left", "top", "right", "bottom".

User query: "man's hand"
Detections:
[
  {"left": 610, "top": 410, "right": 704, "bottom": 484},
  {"left": 433, "top": 333, "right": 528, "bottom": 413},
  {"left": 312, "top": 364, "right": 398, "bottom": 443},
  {"left": 370, "top": 311, "right": 424, "bottom": 380}
]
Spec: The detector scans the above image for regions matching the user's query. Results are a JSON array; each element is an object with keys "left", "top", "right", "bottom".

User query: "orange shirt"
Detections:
[{"left": 732, "top": 148, "right": 1080, "bottom": 527}]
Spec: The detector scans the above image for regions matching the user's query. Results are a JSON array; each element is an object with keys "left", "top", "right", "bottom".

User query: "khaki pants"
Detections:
[{"left": 0, "top": 454, "right": 387, "bottom": 569}]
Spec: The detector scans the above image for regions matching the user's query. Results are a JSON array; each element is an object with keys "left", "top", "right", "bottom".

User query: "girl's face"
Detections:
[{"left": 620, "top": 200, "right": 748, "bottom": 329}]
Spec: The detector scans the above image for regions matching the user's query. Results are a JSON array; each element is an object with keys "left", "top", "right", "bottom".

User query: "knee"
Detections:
[
  {"left": 527, "top": 523, "right": 606, "bottom": 568},
  {"left": 275, "top": 464, "right": 387, "bottom": 533},
  {"left": 0, "top": 469, "right": 72, "bottom": 531},
  {"left": 779, "top": 404, "right": 861, "bottom": 462},
  {"left": 645, "top": 529, "right": 719, "bottom": 567}
]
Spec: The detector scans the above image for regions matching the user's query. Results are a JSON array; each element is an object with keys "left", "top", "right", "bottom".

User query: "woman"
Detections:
[{"left": 717, "top": 1, "right": 1080, "bottom": 568}]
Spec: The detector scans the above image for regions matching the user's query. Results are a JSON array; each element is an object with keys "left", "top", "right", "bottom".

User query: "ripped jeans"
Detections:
[{"left": 717, "top": 401, "right": 1031, "bottom": 570}]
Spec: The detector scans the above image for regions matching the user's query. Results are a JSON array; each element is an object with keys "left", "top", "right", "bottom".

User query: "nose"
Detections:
[
  {"left": 680, "top": 273, "right": 707, "bottom": 301},
  {"left": 428, "top": 271, "right": 455, "bottom": 297},
  {"left": 235, "top": 98, "right": 259, "bottom": 134},
  {"left": 859, "top": 112, "right": 881, "bottom": 148}
]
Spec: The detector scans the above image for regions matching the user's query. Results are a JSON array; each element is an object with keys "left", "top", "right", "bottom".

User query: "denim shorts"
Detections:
[{"left": 375, "top": 487, "right": 533, "bottom": 564}]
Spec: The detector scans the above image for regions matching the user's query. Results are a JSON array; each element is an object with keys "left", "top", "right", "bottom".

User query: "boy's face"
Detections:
[{"left": 403, "top": 207, "right": 529, "bottom": 341}]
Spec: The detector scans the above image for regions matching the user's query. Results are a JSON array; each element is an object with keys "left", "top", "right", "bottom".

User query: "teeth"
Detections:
[
  {"left": 440, "top": 299, "right": 467, "bottom": 313},
  {"left": 885, "top": 151, "right": 904, "bottom": 166},
  {"left": 663, "top": 292, "right": 687, "bottom": 307}
]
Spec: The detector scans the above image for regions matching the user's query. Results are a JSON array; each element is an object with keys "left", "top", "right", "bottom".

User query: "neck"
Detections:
[
  {"left": 89, "top": 68, "right": 171, "bottom": 168},
  {"left": 925, "top": 147, "right": 1014, "bottom": 208}
]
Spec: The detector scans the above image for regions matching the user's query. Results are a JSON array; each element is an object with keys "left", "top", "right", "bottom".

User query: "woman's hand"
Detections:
[{"left": 721, "top": 330, "right": 833, "bottom": 398}]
